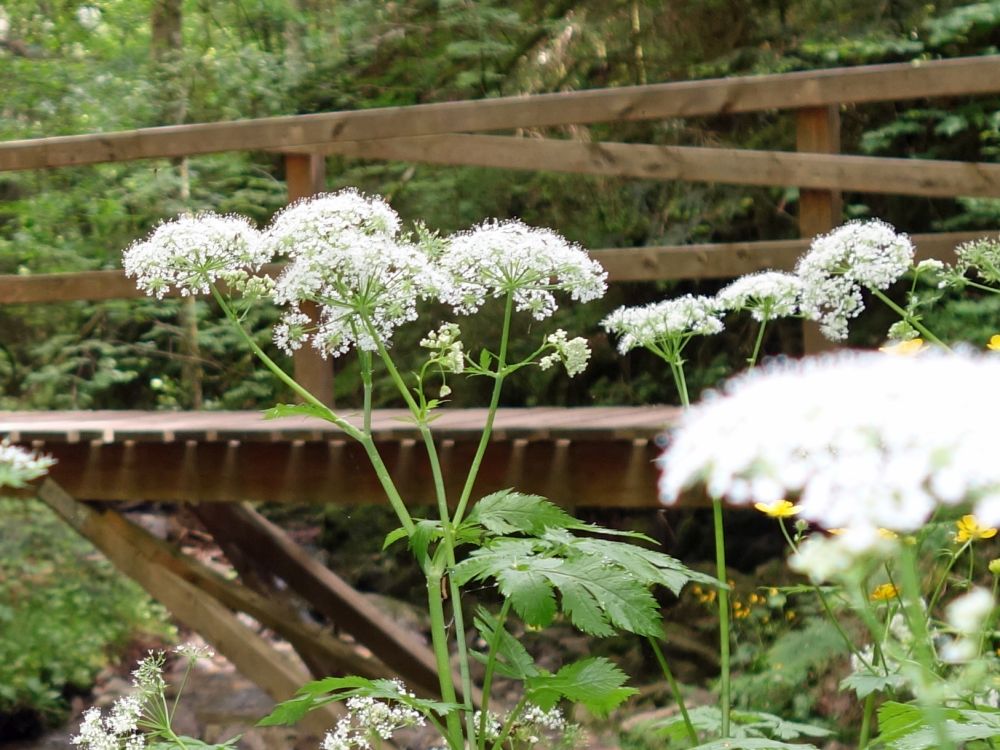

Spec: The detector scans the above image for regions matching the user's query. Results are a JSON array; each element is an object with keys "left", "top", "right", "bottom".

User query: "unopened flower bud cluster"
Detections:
[{"left": 539, "top": 329, "right": 591, "bottom": 377}]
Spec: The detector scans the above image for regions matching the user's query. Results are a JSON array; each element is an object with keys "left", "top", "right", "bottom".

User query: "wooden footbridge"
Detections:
[{"left": 3, "top": 54, "right": 1000, "bottom": 724}]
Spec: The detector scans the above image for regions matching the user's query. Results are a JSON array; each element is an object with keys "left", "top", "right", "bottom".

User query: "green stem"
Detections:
[
  {"left": 858, "top": 692, "right": 876, "bottom": 750},
  {"left": 364, "top": 317, "right": 477, "bottom": 740},
  {"left": 489, "top": 696, "right": 528, "bottom": 750},
  {"left": 649, "top": 637, "right": 698, "bottom": 746},
  {"left": 427, "top": 569, "right": 464, "bottom": 750},
  {"left": 927, "top": 541, "right": 970, "bottom": 617},
  {"left": 871, "top": 288, "right": 950, "bottom": 350},
  {"left": 962, "top": 278, "right": 1000, "bottom": 295},
  {"left": 712, "top": 498, "right": 731, "bottom": 738},
  {"left": 359, "top": 349, "right": 373, "bottom": 435},
  {"left": 747, "top": 319, "right": 768, "bottom": 369},
  {"left": 478, "top": 600, "right": 512, "bottom": 750},
  {"left": 898, "top": 542, "right": 956, "bottom": 750},
  {"left": 452, "top": 292, "right": 514, "bottom": 527},
  {"left": 211, "top": 287, "right": 414, "bottom": 535},
  {"left": 777, "top": 521, "right": 870, "bottom": 667},
  {"left": 979, "top": 576, "right": 1000, "bottom": 657}
]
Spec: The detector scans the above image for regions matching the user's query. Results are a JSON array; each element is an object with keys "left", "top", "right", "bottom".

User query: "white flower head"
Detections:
[
  {"left": 789, "top": 528, "right": 897, "bottom": 583},
  {"left": 322, "top": 682, "right": 424, "bottom": 749},
  {"left": 955, "top": 236, "right": 1000, "bottom": 284},
  {"left": 0, "top": 439, "right": 55, "bottom": 489},
  {"left": 539, "top": 329, "right": 591, "bottom": 377},
  {"left": 715, "top": 271, "right": 802, "bottom": 322},
  {"left": 602, "top": 295, "right": 723, "bottom": 355},
  {"left": 796, "top": 220, "right": 914, "bottom": 341},
  {"left": 124, "top": 213, "right": 267, "bottom": 299},
  {"left": 947, "top": 587, "right": 995, "bottom": 637},
  {"left": 438, "top": 219, "right": 607, "bottom": 319},
  {"left": 266, "top": 192, "right": 446, "bottom": 358},
  {"left": 660, "top": 350, "right": 1000, "bottom": 552},
  {"left": 72, "top": 697, "right": 146, "bottom": 750}
]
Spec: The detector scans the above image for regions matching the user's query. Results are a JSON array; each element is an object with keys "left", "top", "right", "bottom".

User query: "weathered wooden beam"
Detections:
[
  {"left": 313, "top": 133, "right": 1000, "bottom": 198},
  {"left": 0, "top": 231, "right": 989, "bottom": 305},
  {"left": 3, "top": 55, "right": 1000, "bottom": 172},
  {"left": 193, "top": 503, "right": 462, "bottom": 703},
  {"left": 92, "top": 504, "right": 393, "bottom": 683},
  {"left": 35, "top": 479, "right": 344, "bottom": 736}
]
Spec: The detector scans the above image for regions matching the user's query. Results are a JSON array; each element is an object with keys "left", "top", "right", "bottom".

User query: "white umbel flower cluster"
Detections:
[
  {"left": 72, "top": 697, "right": 145, "bottom": 750},
  {"left": 715, "top": 271, "right": 802, "bottom": 322},
  {"left": 660, "top": 351, "right": 1000, "bottom": 547},
  {"left": 269, "top": 193, "right": 446, "bottom": 357},
  {"left": 123, "top": 213, "right": 266, "bottom": 299},
  {"left": 0, "top": 439, "right": 55, "bottom": 489},
  {"left": 438, "top": 219, "right": 607, "bottom": 320},
  {"left": 602, "top": 295, "right": 722, "bottom": 355},
  {"left": 796, "top": 220, "right": 914, "bottom": 340},
  {"left": 320, "top": 688, "right": 425, "bottom": 750}
]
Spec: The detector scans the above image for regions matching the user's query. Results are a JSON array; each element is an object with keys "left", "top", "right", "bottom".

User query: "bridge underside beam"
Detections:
[{"left": 24, "top": 437, "right": 667, "bottom": 508}]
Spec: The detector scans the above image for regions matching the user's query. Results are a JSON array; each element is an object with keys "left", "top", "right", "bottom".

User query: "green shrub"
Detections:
[{"left": 0, "top": 498, "right": 172, "bottom": 730}]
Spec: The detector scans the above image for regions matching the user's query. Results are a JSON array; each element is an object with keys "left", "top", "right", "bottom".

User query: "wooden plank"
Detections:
[
  {"left": 17, "top": 437, "right": 669, "bottom": 507},
  {"left": 0, "top": 231, "right": 989, "bottom": 305},
  {"left": 312, "top": 133, "right": 1000, "bottom": 198},
  {"left": 92, "top": 505, "right": 393, "bottom": 683},
  {"left": 4, "top": 55, "right": 1000, "bottom": 172},
  {"left": 285, "top": 152, "right": 335, "bottom": 408},
  {"left": 35, "top": 479, "right": 344, "bottom": 736},
  {"left": 796, "top": 106, "right": 843, "bottom": 354},
  {"left": 192, "top": 503, "right": 458, "bottom": 702}
]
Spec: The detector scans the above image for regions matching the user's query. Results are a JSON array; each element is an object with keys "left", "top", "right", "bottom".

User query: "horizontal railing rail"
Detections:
[{"left": 1, "top": 55, "right": 999, "bottom": 172}]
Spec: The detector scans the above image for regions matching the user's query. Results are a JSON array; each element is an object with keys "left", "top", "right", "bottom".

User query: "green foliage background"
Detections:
[{"left": 1, "top": 0, "right": 999, "bottom": 409}]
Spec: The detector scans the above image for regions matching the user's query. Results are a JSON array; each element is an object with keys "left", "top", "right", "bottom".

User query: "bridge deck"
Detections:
[{"left": 2, "top": 407, "right": 680, "bottom": 507}]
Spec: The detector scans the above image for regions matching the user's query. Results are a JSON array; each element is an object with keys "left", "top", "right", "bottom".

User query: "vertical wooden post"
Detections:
[
  {"left": 285, "top": 152, "right": 335, "bottom": 406},
  {"left": 796, "top": 106, "right": 843, "bottom": 354}
]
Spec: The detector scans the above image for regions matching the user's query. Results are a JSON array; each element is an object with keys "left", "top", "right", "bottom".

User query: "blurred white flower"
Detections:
[
  {"left": 0, "top": 439, "right": 55, "bottom": 489},
  {"left": 124, "top": 214, "right": 266, "bottom": 299},
  {"left": 660, "top": 351, "right": 1000, "bottom": 550},
  {"left": 438, "top": 219, "right": 606, "bottom": 320},
  {"left": 602, "top": 295, "right": 722, "bottom": 356},
  {"left": 715, "top": 271, "right": 802, "bottom": 322},
  {"left": 947, "top": 587, "right": 995, "bottom": 636},
  {"left": 796, "top": 220, "right": 914, "bottom": 340}
]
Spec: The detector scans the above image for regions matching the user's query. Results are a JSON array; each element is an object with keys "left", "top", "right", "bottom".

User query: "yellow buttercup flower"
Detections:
[
  {"left": 988, "top": 334, "right": 1000, "bottom": 351},
  {"left": 870, "top": 583, "right": 899, "bottom": 601},
  {"left": 753, "top": 500, "right": 801, "bottom": 518},
  {"left": 955, "top": 514, "right": 998, "bottom": 543},
  {"left": 877, "top": 528, "right": 899, "bottom": 541},
  {"left": 879, "top": 338, "right": 926, "bottom": 356}
]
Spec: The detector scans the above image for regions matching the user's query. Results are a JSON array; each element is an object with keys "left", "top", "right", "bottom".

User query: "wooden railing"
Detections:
[{"left": 2, "top": 54, "right": 999, "bottom": 381}]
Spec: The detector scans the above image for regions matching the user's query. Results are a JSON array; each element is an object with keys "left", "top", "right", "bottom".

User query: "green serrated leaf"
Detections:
[
  {"left": 569, "top": 535, "right": 716, "bottom": 594},
  {"left": 688, "top": 740, "right": 820, "bottom": 750},
  {"left": 262, "top": 403, "right": 334, "bottom": 423},
  {"left": 527, "top": 657, "right": 636, "bottom": 717},
  {"left": 383, "top": 526, "right": 408, "bottom": 550},
  {"left": 469, "top": 489, "right": 577, "bottom": 536},
  {"left": 410, "top": 519, "right": 444, "bottom": 562},
  {"left": 498, "top": 564, "right": 559, "bottom": 627},
  {"left": 840, "top": 669, "right": 904, "bottom": 699},
  {"left": 473, "top": 607, "right": 539, "bottom": 680},
  {"left": 479, "top": 348, "right": 492, "bottom": 370}
]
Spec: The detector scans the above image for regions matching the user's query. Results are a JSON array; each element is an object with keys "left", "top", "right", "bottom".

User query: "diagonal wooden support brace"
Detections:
[
  {"left": 36, "top": 479, "right": 344, "bottom": 736},
  {"left": 193, "top": 503, "right": 475, "bottom": 705}
]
